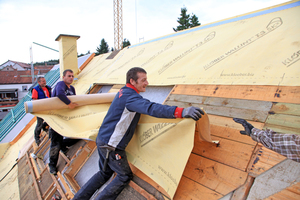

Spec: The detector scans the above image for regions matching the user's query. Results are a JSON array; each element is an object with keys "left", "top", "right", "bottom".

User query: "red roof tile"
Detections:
[{"left": 0, "top": 70, "right": 39, "bottom": 84}]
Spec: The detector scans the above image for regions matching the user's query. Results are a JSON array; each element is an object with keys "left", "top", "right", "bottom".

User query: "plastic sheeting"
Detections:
[
  {"left": 73, "top": 1, "right": 300, "bottom": 96},
  {"left": 30, "top": 94, "right": 196, "bottom": 198}
]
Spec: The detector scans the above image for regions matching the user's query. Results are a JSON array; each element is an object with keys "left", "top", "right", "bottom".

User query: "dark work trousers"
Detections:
[
  {"left": 34, "top": 117, "right": 44, "bottom": 142},
  {"left": 73, "top": 138, "right": 133, "bottom": 200},
  {"left": 48, "top": 128, "right": 80, "bottom": 168}
]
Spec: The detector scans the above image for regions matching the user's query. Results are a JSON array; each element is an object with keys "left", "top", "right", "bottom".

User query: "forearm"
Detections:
[
  {"left": 57, "top": 94, "right": 71, "bottom": 105},
  {"left": 251, "top": 128, "right": 300, "bottom": 162}
]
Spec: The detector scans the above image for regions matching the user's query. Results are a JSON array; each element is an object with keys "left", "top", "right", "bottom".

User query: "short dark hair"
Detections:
[
  {"left": 37, "top": 77, "right": 45, "bottom": 82},
  {"left": 63, "top": 69, "right": 73, "bottom": 77},
  {"left": 126, "top": 67, "right": 147, "bottom": 84}
]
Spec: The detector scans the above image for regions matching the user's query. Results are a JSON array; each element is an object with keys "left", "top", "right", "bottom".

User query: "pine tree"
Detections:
[
  {"left": 173, "top": 7, "right": 190, "bottom": 32},
  {"left": 123, "top": 38, "right": 131, "bottom": 48},
  {"left": 190, "top": 14, "right": 201, "bottom": 28},
  {"left": 96, "top": 38, "right": 109, "bottom": 55},
  {"left": 173, "top": 7, "right": 201, "bottom": 32}
]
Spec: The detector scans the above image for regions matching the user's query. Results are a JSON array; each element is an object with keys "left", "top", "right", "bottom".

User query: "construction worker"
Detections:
[
  {"left": 32, "top": 76, "right": 51, "bottom": 146},
  {"left": 73, "top": 67, "right": 205, "bottom": 200},
  {"left": 48, "top": 69, "right": 79, "bottom": 175},
  {"left": 233, "top": 118, "right": 300, "bottom": 162}
]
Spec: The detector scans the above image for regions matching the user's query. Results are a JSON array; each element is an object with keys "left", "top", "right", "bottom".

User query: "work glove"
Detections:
[
  {"left": 233, "top": 118, "right": 254, "bottom": 136},
  {"left": 182, "top": 106, "right": 204, "bottom": 121}
]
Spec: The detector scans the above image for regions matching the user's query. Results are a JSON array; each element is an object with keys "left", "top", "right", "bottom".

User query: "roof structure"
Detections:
[
  {"left": 0, "top": 1, "right": 299, "bottom": 200},
  {"left": 0, "top": 60, "right": 31, "bottom": 70},
  {"left": 0, "top": 70, "right": 39, "bottom": 84}
]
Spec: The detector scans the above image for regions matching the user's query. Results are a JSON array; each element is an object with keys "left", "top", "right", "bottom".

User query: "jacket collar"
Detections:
[{"left": 126, "top": 83, "right": 139, "bottom": 93}]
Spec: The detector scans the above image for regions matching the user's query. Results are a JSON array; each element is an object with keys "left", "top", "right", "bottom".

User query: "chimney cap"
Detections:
[{"left": 55, "top": 34, "right": 80, "bottom": 41}]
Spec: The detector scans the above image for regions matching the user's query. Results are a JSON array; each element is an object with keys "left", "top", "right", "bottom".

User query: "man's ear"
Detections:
[{"left": 129, "top": 78, "right": 135, "bottom": 85}]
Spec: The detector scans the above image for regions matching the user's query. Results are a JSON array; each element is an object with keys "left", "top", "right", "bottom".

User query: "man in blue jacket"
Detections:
[
  {"left": 73, "top": 67, "right": 204, "bottom": 200},
  {"left": 49, "top": 69, "right": 79, "bottom": 175},
  {"left": 32, "top": 77, "right": 51, "bottom": 145}
]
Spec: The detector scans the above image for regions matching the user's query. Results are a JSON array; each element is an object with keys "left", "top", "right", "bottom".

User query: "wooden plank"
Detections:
[
  {"left": 208, "top": 114, "right": 264, "bottom": 130},
  {"left": 266, "top": 114, "right": 300, "bottom": 129},
  {"left": 64, "top": 141, "right": 96, "bottom": 177},
  {"left": 59, "top": 151, "right": 70, "bottom": 163},
  {"left": 270, "top": 102, "right": 300, "bottom": 116},
  {"left": 166, "top": 100, "right": 268, "bottom": 122},
  {"left": 166, "top": 94, "right": 271, "bottom": 122},
  {"left": 64, "top": 173, "right": 81, "bottom": 193},
  {"left": 57, "top": 171, "right": 74, "bottom": 200},
  {"left": 162, "top": 85, "right": 175, "bottom": 104},
  {"left": 79, "top": 53, "right": 95, "bottom": 72},
  {"left": 193, "top": 131, "right": 255, "bottom": 171},
  {"left": 209, "top": 124, "right": 257, "bottom": 146},
  {"left": 264, "top": 113, "right": 300, "bottom": 135},
  {"left": 248, "top": 145, "right": 286, "bottom": 177},
  {"left": 231, "top": 176, "right": 254, "bottom": 200},
  {"left": 183, "top": 153, "right": 248, "bottom": 195},
  {"left": 48, "top": 165, "right": 68, "bottom": 200},
  {"left": 43, "top": 185, "right": 57, "bottom": 200},
  {"left": 264, "top": 124, "right": 300, "bottom": 135},
  {"left": 30, "top": 155, "right": 41, "bottom": 180},
  {"left": 34, "top": 134, "right": 50, "bottom": 155},
  {"left": 172, "top": 85, "right": 300, "bottom": 104},
  {"left": 173, "top": 176, "right": 222, "bottom": 200},
  {"left": 286, "top": 182, "right": 300, "bottom": 195},
  {"left": 168, "top": 94, "right": 272, "bottom": 111},
  {"left": 89, "top": 84, "right": 102, "bottom": 94}
]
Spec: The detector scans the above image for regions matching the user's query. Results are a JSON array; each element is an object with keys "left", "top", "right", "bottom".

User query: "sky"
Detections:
[{"left": 0, "top": 0, "right": 288, "bottom": 65}]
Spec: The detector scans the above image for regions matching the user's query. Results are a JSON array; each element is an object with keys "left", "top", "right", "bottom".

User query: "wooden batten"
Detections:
[
  {"left": 171, "top": 85, "right": 300, "bottom": 104},
  {"left": 57, "top": 171, "right": 75, "bottom": 199}
]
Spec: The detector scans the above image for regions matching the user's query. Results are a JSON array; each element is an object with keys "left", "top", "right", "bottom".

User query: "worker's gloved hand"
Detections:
[
  {"left": 233, "top": 118, "right": 254, "bottom": 136},
  {"left": 182, "top": 106, "right": 204, "bottom": 121}
]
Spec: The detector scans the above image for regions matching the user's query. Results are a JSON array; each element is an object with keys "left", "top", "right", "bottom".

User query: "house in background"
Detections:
[
  {"left": 0, "top": 60, "right": 31, "bottom": 71},
  {"left": 0, "top": 61, "right": 53, "bottom": 121}
]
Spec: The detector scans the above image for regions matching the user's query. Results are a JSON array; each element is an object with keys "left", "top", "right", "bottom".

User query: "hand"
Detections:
[
  {"left": 233, "top": 118, "right": 254, "bottom": 136},
  {"left": 68, "top": 102, "right": 78, "bottom": 109},
  {"left": 182, "top": 106, "right": 204, "bottom": 121}
]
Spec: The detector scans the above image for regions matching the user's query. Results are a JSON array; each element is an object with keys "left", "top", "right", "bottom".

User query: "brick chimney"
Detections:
[{"left": 55, "top": 34, "right": 80, "bottom": 79}]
